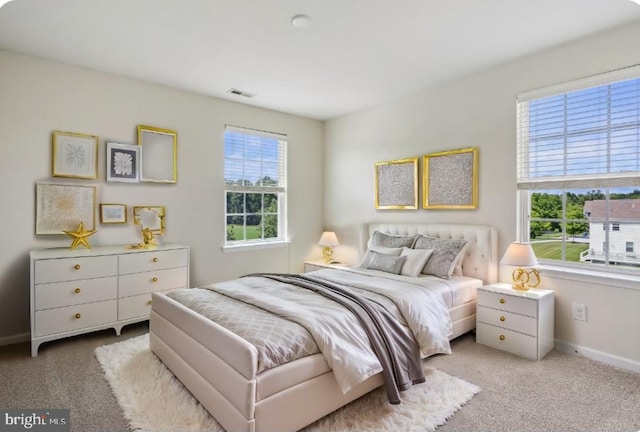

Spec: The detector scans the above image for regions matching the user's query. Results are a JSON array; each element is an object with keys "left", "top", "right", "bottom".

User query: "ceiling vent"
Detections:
[{"left": 227, "top": 88, "right": 255, "bottom": 98}]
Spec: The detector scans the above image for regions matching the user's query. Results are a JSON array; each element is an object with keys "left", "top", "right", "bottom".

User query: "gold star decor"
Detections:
[{"left": 63, "top": 221, "right": 97, "bottom": 250}]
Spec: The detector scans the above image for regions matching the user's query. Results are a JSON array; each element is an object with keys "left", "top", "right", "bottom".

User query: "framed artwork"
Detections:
[
  {"left": 100, "top": 203, "right": 127, "bottom": 224},
  {"left": 106, "top": 142, "right": 140, "bottom": 182},
  {"left": 423, "top": 147, "right": 478, "bottom": 209},
  {"left": 133, "top": 206, "right": 165, "bottom": 235},
  {"left": 52, "top": 130, "right": 99, "bottom": 179},
  {"left": 35, "top": 183, "right": 96, "bottom": 234},
  {"left": 138, "top": 125, "right": 177, "bottom": 183},
  {"left": 374, "top": 156, "right": 418, "bottom": 209}
]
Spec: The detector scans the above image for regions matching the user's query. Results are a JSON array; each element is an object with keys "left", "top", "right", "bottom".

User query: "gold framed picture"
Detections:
[
  {"left": 138, "top": 125, "right": 177, "bottom": 183},
  {"left": 100, "top": 203, "right": 127, "bottom": 224},
  {"left": 52, "top": 130, "right": 99, "bottom": 179},
  {"left": 374, "top": 156, "right": 418, "bottom": 209},
  {"left": 423, "top": 147, "right": 478, "bottom": 209},
  {"left": 133, "top": 206, "right": 165, "bottom": 235},
  {"left": 35, "top": 183, "right": 97, "bottom": 234}
]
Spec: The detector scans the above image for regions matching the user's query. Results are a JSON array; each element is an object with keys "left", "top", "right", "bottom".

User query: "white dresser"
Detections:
[
  {"left": 30, "top": 244, "right": 189, "bottom": 356},
  {"left": 476, "top": 282, "right": 554, "bottom": 360}
]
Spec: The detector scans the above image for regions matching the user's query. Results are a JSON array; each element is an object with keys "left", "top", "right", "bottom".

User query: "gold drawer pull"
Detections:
[
  {"left": 499, "top": 316, "right": 505, "bottom": 322},
  {"left": 74, "top": 264, "right": 81, "bottom": 270},
  {"left": 499, "top": 334, "right": 505, "bottom": 341},
  {"left": 153, "top": 257, "right": 159, "bottom": 263},
  {"left": 74, "top": 313, "right": 81, "bottom": 320},
  {"left": 74, "top": 288, "right": 81, "bottom": 294},
  {"left": 152, "top": 277, "right": 158, "bottom": 283},
  {"left": 147, "top": 300, "right": 153, "bottom": 305},
  {"left": 499, "top": 298, "right": 505, "bottom": 304}
]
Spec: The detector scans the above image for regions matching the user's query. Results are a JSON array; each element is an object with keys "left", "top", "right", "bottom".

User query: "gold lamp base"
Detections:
[
  {"left": 511, "top": 267, "right": 541, "bottom": 291},
  {"left": 322, "top": 246, "right": 334, "bottom": 264}
]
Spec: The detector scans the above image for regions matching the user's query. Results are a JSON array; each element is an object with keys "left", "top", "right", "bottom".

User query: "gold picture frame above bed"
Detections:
[
  {"left": 423, "top": 147, "right": 478, "bottom": 210},
  {"left": 374, "top": 156, "right": 418, "bottom": 210}
]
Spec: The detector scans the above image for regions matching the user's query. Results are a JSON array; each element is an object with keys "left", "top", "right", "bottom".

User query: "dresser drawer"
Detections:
[
  {"left": 118, "top": 293, "right": 154, "bottom": 321},
  {"left": 119, "top": 248, "right": 188, "bottom": 274},
  {"left": 478, "top": 290, "right": 537, "bottom": 317},
  {"left": 476, "top": 322, "right": 538, "bottom": 360},
  {"left": 119, "top": 267, "right": 188, "bottom": 297},
  {"left": 34, "top": 300, "right": 117, "bottom": 337},
  {"left": 477, "top": 305, "right": 538, "bottom": 336},
  {"left": 35, "top": 276, "right": 117, "bottom": 310},
  {"left": 34, "top": 255, "right": 118, "bottom": 284}
]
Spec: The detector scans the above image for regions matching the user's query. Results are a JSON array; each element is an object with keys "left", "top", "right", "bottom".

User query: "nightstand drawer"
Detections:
[
  {"left": 477, "top": 306, "right": 538, "bottom": 336},
  {"left": 478, "top": 290, "right": 537, "bottom": 317},
  {"left": 34, "top": 255, "right": 118, "bottom": 284},
  {"left": 476, "top": 323, "right": 538, "bottom": 359},
  {"left": 119, "top": 248, "right": 188, "bottom": 274},
  {"left": 35, "top": 276, "right": 118, "bottom": 310},
  {"left": 34, "top": 300, "right": 117, "bottom": 337}
]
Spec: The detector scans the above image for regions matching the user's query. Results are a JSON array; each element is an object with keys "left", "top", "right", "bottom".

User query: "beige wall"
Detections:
[
  {"left": 0, "top": 50, "right": 324, "bottom": 343},
  {"left": 324, "top": 21, "right": 640, "bottom": 369}
]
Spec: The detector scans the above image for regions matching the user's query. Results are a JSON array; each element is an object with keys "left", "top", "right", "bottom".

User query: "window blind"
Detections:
[
  {"left": 224, "top": 125, "right": 287, "bottom": 192},
  {"left": 517, "top": 68, "right": 640, "bottom": 190}
]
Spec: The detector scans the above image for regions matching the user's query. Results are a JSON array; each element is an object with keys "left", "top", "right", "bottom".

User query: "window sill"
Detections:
[
  {"left": 537, "top": 263, "right": 640, "bottom": 291},
  {"left": 222, "top": 240, "right": 290, "bottom": 253}
]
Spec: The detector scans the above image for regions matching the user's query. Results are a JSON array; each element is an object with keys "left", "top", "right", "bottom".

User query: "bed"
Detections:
[{"left": 149, "top": 222, "right": 498, "bottom": 432}]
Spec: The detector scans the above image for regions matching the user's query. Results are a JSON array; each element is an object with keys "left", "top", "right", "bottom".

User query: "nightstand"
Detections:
[
  {"left": 304, "top": 260, "right": 349, "bottom": 273},
  {"left": 476, "top": 282, "right": 554, "bottom": 360}
]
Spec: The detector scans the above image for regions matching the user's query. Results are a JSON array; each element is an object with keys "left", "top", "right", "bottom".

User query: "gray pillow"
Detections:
[
  {"left": 413, "top": 235, "right": 468, "bottom": 279},
  {"left": 359, "top": 250, "right": 408, "bottom": 274},
  {"left": 370, "top": 231, "right": 417, "bottom": 248}
]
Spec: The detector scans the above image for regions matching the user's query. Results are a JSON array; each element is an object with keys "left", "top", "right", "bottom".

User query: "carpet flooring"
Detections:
[
  {"left": 95, "top": 334, "right": 480, "bottom": 432},
  {"left": 1, "top": 323, "right": 639, "bottom": 432}
]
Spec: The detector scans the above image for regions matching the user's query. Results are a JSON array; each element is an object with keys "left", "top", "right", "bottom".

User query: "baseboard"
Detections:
[
  {"left": 0, "top": 332, "right": 29, "bottom": 347},
  {"left": 555, "top": 339, "right": 640, "bottom": 374}
]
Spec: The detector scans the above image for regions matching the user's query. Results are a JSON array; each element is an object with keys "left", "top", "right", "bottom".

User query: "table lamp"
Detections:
[
  {"left": 318, "top": 231, "right": 339, "bottom": 263},
  {"left": 500, "top": 242, "right": 541, "bottom": 291}
]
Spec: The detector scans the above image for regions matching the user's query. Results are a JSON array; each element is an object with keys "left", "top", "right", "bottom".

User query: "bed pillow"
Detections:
[
  {"left": 413, "top": 235, "right": 468, "bottom": 279},
  {"left": 399, "top": 247, "right": 434, "bottom": 277},
  {"left": 369, "top": 231, "right": 417, "bottom": 249},
  {"left": 451, "top": 243, "right": 469, "bottom": 276},
  {"left": 359, "top": 250, "right": 407, "bottom": 274}
]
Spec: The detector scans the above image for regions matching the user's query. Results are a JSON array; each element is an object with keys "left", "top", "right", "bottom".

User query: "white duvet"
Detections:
[{"left": 207, "top": 268, "right": 453, "bottom": 393}]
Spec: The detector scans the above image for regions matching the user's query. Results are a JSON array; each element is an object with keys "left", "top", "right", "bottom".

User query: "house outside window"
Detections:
[
  {"left": 517, "top": 66, "right": 640, "bottom": 272},
  {"left": 223, "top": 125, "right": 288, "bottom": 246}
]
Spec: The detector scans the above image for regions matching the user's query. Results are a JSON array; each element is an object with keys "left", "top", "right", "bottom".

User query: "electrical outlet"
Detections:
[{"left": 572, "top": 303, "right": 587, "bottom": 321}]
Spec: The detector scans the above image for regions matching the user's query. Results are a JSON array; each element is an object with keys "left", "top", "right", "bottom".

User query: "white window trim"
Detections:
[
  {"left": 538, "top": 263, "right": 640, "bottom": 292},
  {"left": 222, "top": 240, "right": 290, "bottom": 253}
]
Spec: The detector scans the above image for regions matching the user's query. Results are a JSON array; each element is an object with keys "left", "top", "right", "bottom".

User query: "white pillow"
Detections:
[{"left": 400, "top": 247, "right": 434, "bottom": 277}]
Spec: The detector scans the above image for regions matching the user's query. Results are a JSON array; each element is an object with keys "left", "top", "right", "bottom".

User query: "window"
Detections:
[
  {"left": 224, "top": 125, "right": 287, "bottom": 246},
  {"left": 517, "top": 66, "right": 640, "bottom": 272},
  {"left": 626, "top": 242, "right": 634, "bottom": 253}
]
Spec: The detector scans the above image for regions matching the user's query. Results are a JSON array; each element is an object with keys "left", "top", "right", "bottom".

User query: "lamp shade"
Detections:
[
  {"left": 501, "top": 242, "right": 538, "bottom": 267},
  {"left": 318, "top": 231, "right": 339, "bottom": 247}
]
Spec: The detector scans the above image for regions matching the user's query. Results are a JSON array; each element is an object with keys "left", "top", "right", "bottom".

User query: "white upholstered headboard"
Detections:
[{"left": 360, "top": 223, "right": 498, "bottom": 284}]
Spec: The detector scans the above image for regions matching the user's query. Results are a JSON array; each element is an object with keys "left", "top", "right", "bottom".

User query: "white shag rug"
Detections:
[{"left": 95, "top": 334, "right": 480, "bottom": 432}]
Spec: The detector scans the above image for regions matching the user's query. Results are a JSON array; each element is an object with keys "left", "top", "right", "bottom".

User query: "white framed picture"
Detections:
[{"left": 106, "top": 142, "right": 140, "bottom": 182}]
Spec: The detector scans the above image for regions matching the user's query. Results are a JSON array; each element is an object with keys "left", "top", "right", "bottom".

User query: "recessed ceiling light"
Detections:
[{"left": 291, "top": 14, "right": 312, "bottom": 29}]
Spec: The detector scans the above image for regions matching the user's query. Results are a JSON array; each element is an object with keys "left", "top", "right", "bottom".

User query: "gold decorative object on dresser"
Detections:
[
  {"left": 476, "top": 282, "right": 554, "bottom": 360},
  {"left": 30, "top": 244, "right": 189, "bottom": 356}
]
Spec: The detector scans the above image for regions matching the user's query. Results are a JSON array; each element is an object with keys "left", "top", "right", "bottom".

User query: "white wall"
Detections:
[
  {"left": 0, "top": 50, "right": 324, "bottom": 343},
  {"left": 325, "top": 21, "right": 640, "bottom": 369}
]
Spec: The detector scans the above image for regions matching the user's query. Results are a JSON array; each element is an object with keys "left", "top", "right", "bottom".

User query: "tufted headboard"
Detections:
[{"left": 360, "top": 222, "right": 498, "bottom": 284}]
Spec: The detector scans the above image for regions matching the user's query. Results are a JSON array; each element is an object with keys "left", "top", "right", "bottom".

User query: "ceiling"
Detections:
[{"left": 1, "top": 1, "right": 639, "bottom": 120}]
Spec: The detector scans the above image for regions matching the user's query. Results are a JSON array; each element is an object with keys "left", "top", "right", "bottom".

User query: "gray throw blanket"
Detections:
[{"left": 245, "top": 273, "right": 425, "bottom": 404}]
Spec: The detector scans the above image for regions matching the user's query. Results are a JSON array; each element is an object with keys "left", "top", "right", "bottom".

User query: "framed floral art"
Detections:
[{"left": 106, "top": 142, "right": 140, "bottom": 183}]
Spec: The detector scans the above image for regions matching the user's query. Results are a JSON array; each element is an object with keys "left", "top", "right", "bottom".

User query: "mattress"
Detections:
[{"left": 165, "top": 267, "right": 480, "bottom": 376}]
